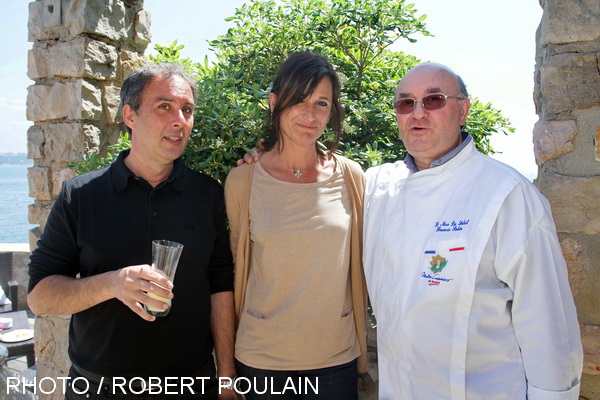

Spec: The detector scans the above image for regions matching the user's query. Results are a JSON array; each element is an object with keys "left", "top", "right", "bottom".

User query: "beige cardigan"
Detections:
[{"left": 224, "top": 155, "right": 368, "bottom": 373}]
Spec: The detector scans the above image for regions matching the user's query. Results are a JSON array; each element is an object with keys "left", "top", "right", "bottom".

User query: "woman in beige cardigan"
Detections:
[{"left": 224, "top": 51, "right": 367, "bottom": 399}]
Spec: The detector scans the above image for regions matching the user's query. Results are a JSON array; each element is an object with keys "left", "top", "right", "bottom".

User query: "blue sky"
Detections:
[{"left": 1, "top": 0, "right": 542, "bottom": 179}]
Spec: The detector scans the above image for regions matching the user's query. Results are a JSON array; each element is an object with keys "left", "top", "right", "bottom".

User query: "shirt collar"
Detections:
[
  {"left": 112, "top": 149, "right": 186, "bottom": 192},
  {"left": 404, "top": 131, "right": 472, "bottom": 173}
]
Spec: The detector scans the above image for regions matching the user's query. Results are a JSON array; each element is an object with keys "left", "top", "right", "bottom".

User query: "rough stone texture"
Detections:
[
  {"left": 34, "top": 315, "right": 71, "bottom": 400},
  {"left": 28, "top": 1, "right": 69, "bottom": 42},
  {"left": 539, "top": 53, "right": 600, "bottom": 116},
  {"left": 532, "top": 119, "right": 576, "bottom": 164},
  {"left": 596, "top": 126, "right": 600, "bottom": 162},
  {"left": 28, "top": 203, "right": 51, "bottom": 233},
  {"left": 27, "top": 125, "right": 45, "bottom": 160},
  {"left": 556, "top": 233, "right": 600, "bottom": 326},
  {"left": 28, "top": 166, "right": 51, "bottom": 202},
  {"left": 103, "top": 85, "right": 122, "bottom": 124},
  {"left": 63, "top": 0, "right": 129, "bottom": 42},
  {"left": 535, "top": 1, "right": 600, "bottom": 396},
  {"left": 134, "top": 9, "right": 152, "bottom": 47},
  {"left": 42, "top": 122, "right": 100, "bottom": 163},
  {"left": 582, "top": 324, "right": 600, "bottom": 375},
  {"left": 118, "top": 49, "right": 149, "bottom": 81},
  {"left": 539, "top": 0, "right": 600, "bottom": 46},
  {"left": 538, "top": 108, "right": 600, "bottom": 177},
  {"left": 28, "top": 38, "right": 118, "bottom": 80},
  {"left": 51, "top": 168, "right": 77, "bottom": 197},
  {"left": 26, "top": 79, "right": 103, "bottom": 122},
  {"left": 535, "top": 174, "right": 600, "bottom": 235},
  {"left": 560, "top": 238, "right": 588, "bottom": 298},
  {"left": 10, "top": 251, "right": 32, "bottom": 311}
]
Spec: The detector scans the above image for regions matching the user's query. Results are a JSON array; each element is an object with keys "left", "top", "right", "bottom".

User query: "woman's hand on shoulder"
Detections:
[{"left": 236, "top": 139, "right": 266, "bottom": 166}]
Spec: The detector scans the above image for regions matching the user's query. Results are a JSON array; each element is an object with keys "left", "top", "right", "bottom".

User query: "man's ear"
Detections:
[
  {"left": 459, "top": 98, "right": 471, "bottom": 126},
  {"left": 122, "top": 104, "right": 136, "bottom": 131},
  {"left": 268, "top": 92, "right": 277, "bottom": 112}
]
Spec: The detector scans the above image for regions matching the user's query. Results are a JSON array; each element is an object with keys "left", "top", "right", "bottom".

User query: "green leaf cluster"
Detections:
[
  {"left": 181, "top": 0, "right": 513, "bottom": 179},
  {"left": 72, "top": 0, "right": 514, "bottom": 181},
  {"left": 68, "top": 132, "right": 132, "bottom": 175}
]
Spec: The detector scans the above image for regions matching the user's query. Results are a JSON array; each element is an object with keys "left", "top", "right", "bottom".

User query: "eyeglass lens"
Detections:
[{"left": 394, "top": 94, "right": 447, "bottom": 114}]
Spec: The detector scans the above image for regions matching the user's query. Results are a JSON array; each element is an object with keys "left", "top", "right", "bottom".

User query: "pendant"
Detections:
[{"left": 293, "top": 169, "right": 303, "bottom": 178}]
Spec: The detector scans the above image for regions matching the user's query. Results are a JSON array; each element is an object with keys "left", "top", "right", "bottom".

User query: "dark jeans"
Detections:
[
  {"left": 64, "top": 364, "right": 218, "bottom": 400},
  {"left": 234, "top": 359, "right": 358, "bottom": 400}
]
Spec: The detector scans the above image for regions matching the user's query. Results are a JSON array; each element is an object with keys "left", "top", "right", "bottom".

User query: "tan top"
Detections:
[
  {"left": 225, "top": 155, "right": 368, "bottom": 372},
  {"left": 233, "top": 162, "right": 359, "bottom": 370}
]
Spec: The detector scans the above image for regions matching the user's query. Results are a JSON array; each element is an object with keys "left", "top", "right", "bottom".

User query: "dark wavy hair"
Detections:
[{"left": 263, "top": 51, "right": 343, "bottom": 154}]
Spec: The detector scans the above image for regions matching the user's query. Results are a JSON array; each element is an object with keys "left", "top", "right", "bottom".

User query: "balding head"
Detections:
[
  {"left": 394, "top": 63, "right": 471, "bottom": 170},
  {"left": 396, "top": 63, "right": 468, "bottom": 101}
]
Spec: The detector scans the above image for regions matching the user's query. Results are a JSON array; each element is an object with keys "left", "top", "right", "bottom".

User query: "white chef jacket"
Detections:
[{"left": 363, "top": 139, "right": 583, "bottom": 400}]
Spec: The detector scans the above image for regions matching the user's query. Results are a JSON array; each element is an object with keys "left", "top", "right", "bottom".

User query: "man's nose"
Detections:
[{"left": 411, "top": 100, "right": 428, "bottom": 118}]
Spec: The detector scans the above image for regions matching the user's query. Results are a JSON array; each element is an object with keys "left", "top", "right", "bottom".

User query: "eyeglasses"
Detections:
[{"left": 393, "top": 93, "right": 466, "bottom": 114}]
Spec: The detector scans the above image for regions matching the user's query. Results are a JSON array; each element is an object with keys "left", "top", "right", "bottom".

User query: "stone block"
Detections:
[
  {"left": 80, "top": 79, "right": 103, "bottom": 120},
  {"left": 119, "top": 50, "right": 148, "bottom": 82},
  {"left": 103, "top": 85, "right": 121, "bottom": 124},
  {"left": 29, "top": 203, "right": 52, "bottom": 232},
  {"left": 27, "top": 79, "right": 103, "bottom": 121},
  {"left": 11, "top": 250, "right": 32, "bottom": 311},
  {"left": 134, "top": 9, "right": 152, "bottom": 48},
  {"left": 582, "top": 324, "right": 600, "bottom": 375},
  {"left": 42, "top": 0, "right": 62, "bottom": 28},
  {"left": 542, "top": 108, "right": 600, "bottom": 176},
  {"left": 532, "top": 119, "right": 576, "bottom": 165},
  {"left": 52, "top": 168, "right": 77, "bottom": 197},
  {"left": 84, "top": 39, "right": 118, "bottom": 80},
  {"left": 27, "top": 47, "right": 47, "bottom": 80},
  {"left": 29, "top": 226, "right": 42, "bottom": 251},
  {"left": 27, "top": 83, "right": 56, "bottom": 121},
  {"left": 27, "top": 1, "right": 43, "bottom": 42},
  {"left": 28, "top": 0, "right": 68, "bottom": 41},
  {"left": 27, "top": 82, "right": 72, "bottom": 121},
  {"left": 560, "top": 237, "right": 588, "bottom": 298},
  {"left": 561, "top": 234, "right": 600, "bottom": 326},
  {"left": 535, "top": 174, "right": 600, "bottom": 235},
  {"left": 63, "top": 0, "right": 130, "bottom": 42},
  {"left": 43, "top": 122, "right": 101, "bottom": 163},
  {"left": 34, "top": 315, "right": 71, "bottom": 380},
  {"left": 28, "top": 166, "right": 52, "bottom": 201},
  {"left": 27, "top": 124, "right": 45, "bottom": 160},
  {"left": 539, "top": 0, "right": 600, "bottom": 46},
  {"left": 596, "top": 127, "right": 600, "bottom": 162},
  {"left": 28, "top": 37, "right": 117, "bottom": 80},
  {"left": 540, "top": 53, "right": 600, "bottom": 114}
]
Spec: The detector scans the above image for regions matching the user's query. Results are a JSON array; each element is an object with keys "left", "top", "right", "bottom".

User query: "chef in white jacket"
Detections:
[{"left": 363, "top": 63, "right": 583, "bottom": 399}]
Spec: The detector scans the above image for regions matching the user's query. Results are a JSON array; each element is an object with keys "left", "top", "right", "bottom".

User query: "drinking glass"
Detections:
[{"left": 144, "top": 239, "right": 183, "bottom": 317}]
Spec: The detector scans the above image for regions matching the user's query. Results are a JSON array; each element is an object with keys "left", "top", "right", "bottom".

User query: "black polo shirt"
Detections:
[{"left": 29, "top": 150, "right": 234, "bottom": 377}]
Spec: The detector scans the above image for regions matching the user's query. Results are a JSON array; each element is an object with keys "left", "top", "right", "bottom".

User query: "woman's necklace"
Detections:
[{"left": 276, "top": 153, "right": 320, "bottom": 179}]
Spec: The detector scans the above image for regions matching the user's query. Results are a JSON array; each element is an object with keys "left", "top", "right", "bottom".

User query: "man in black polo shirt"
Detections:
[{"left": 28, "top": 63, "right": 241, "bottom": 399}]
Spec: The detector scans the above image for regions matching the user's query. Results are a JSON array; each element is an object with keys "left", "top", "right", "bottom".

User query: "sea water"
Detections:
[{"left": 0, "top": 164, "right": 35, "bottom": 243}]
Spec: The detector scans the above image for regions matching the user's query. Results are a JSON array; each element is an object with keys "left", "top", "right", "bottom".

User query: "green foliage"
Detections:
[
  {"left": 181, "top": 0, "right": 513, "bottom": 178},
  {"left": 72, "top": 0, "right": 514, "bottom": 181},
  {"left": 68, "top": 132, "right": 132, "bottom": 175},
  {"left": 148, "top": 41, "right": 198, "bottom": 76},
  {"left": 464, "top": 99, "right": 515, "bottom": 155}
]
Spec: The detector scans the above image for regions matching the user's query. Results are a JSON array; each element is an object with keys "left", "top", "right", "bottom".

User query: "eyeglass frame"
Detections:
[{"left": 393, "top": 93, "right": 467, "bottom": 114}]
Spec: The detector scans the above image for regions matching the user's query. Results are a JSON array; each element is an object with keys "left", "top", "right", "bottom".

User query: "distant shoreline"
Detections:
[{"left": 0, "top": 153, "right": 31, "bottom": 166}]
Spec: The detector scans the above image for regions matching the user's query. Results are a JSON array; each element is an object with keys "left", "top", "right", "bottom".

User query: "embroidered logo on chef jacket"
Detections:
[{"left": 420, "top": 247, "right": 465, "bottom": 286}]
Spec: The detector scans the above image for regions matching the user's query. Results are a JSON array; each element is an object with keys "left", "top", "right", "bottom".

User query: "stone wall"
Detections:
[
  {"left": 26, "top": 1, "right": 150, "bottom": 398},
  {"left": 533, "top": 0, "right": 600, "bottom": 381}
]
